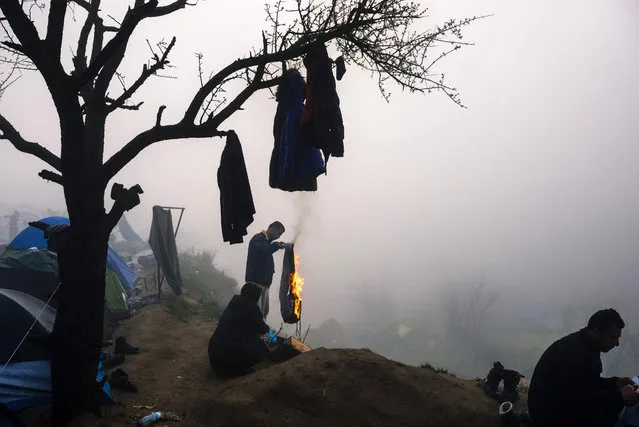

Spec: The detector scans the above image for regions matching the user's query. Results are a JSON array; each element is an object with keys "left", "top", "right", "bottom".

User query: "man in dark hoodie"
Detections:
[
  {"left": 245, "top": 221, "right": 288, "bottom": 318},
  {"left": 528, "top": 308, "right": 639, "bottom": 427},
  {"left": 208, "top": 283, "right": 271, "bottom": 378}
]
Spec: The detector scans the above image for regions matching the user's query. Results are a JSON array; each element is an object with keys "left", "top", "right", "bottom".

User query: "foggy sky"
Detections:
[{"left": 1, "top": 0, "right": 638, "bottom": 328}]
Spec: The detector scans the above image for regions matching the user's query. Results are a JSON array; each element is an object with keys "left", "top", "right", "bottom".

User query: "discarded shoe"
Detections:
[
  {"left": 109, "top": 368, "right": 138, "bottom": 393},
  {"left": 115, "top": 336, "right": 139, "bottom": 355},
  {"left": 102, "top": 353, "right": 125, "bottom": 369}
]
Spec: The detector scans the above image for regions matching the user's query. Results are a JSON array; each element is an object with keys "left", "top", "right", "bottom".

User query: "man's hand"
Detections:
[
  {"left": 275, "top": 242, "right": 288, "bottom": 249},
  {"left": 617, "top": 377, "right": 634, "bottom": 389},
  {"left": 620, "top": 386, "right": 639, "bottom": 406}
]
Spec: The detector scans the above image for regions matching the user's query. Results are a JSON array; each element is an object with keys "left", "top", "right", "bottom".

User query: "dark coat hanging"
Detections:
[
  {"left": 269, "top": 69, "right": 325, "bottom": 192},
  {"left": 217, "top": 131, "right": 256, "bottom": 244},
  {"left": 302, "top": 42, "right": 345, "bottom": 164}
]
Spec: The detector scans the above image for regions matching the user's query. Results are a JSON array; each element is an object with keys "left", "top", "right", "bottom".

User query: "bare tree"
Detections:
[
  {"left": 0, "top": 0, "right": 483, "bottom": 423},
  {"left": 445, "top": 280, "right": 500, "bottom": 343}
]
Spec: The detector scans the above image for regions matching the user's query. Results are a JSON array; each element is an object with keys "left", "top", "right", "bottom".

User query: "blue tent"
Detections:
[
  {"left": 5, "top": 217, "right": 136, "bottom": 293},
  {"left": 0, "top": 289, "right": 113, "bottom": 426}
]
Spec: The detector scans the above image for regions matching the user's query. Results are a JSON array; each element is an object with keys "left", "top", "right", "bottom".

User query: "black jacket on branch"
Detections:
[
  {"left": 528, "top": 329, "right": 624, "bottom": 427},
  {"left": 302, "top": 42, "right": 344, "bottom": 164},
  {"left": 217, "top": 131, "right": 256, "bottom": 244},
  {"left": 208, "top": 286, "right": 270, "bottom": 377}
]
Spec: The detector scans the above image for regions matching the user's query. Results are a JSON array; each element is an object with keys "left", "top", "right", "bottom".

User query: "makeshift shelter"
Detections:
[
  {"left": 0, "top": 289, "right": 112, "bottom": 427},
  {"left": 0, "top": 251, "right": 58, "bottom": 307},
  {"left": 4, "top": 216, "right": 136, "bottom": 293},
  {"left": 0, "top": 217, "right": 136, "bottom": 318}
]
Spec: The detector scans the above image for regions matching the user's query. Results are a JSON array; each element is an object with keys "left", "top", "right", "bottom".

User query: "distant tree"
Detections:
[
  {"left": 445, "top": 280, "right": 499, "bottom": 344},
  {"left": 0, "top": 0, "right": 482, "bottom": 423}
]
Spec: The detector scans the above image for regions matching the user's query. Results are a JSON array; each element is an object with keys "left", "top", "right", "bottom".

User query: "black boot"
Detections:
[
  {"left": 115, "top": 336, "right": 139, "bottom": 355},
  {"left": 102, "top": 353, "right": 125, "bottom": 369},
  {"left": 109, "top": 369, "right": 138, "bottom": 393}
]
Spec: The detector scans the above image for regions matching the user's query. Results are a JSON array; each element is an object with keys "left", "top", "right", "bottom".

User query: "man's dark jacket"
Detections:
[
  {"left": 208, "top": 294, "right": 270, "bottom": 370},
  {"left": 245, "top": 232, "right": 279, "bottom": 286},
  {"left": 218, "top": 131, "right": 255, "bottom": 244},
  {"left": 528, "top": 329, "right": 624, "bottom": 427}
]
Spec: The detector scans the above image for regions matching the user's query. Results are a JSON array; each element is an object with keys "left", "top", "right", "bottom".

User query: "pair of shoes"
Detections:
[
  {"left": 109, "top": 369, "right": 138, "bottom": 393},
  {"left": 115, "top": 337, "right": 139, "bottom": 355},
  {"left": 102, "top": 353, "right": 125, "bottom": 369}
]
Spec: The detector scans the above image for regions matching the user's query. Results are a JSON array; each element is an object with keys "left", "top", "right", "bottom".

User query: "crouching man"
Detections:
[
  {"left": 528, "top": 308, "right": 639, "bottom": 427},
  {"left": 208, "top": 283, "right": 270, "bottom": 378}
]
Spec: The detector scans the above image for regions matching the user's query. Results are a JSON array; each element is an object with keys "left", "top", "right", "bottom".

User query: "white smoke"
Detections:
[{"left": 291, "top": 193, "right": 314, "bottom": 244}]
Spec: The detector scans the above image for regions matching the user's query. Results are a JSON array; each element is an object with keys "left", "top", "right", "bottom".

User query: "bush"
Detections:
[
  {"left": 419, "top": 362, "right": 452, "bottom": 375},
  {"left": 179, "top": 249, "right": 238, "bottom": 311}
]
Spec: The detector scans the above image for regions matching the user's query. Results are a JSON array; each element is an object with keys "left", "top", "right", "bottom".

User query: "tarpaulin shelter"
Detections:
[
  {"left": 0, "top": 217, "right": 136, "bottom": 318},
  {"left": 4, "top": 217, "right": 136, "bottom": 292},
  {"left": 148, "top": 206, "right": 183, "bottom": 296},
  {"left": 0, "top": 289, "right": 113, "bottom": 427}
]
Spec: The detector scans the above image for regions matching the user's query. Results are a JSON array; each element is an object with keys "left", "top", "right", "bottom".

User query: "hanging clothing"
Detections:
[
  {"left": 278, "top": 245, "right": 299, "bottom": 324},
  {"left": 269, "top": 69, "right": 325, "bottom": 192},
  {"left": 218, "top": 131, "right": 256, "bottom": 244},
  {"left": 148, "top": 206, "right": 183, "bottom": 295},
  {"left": 302, "top": 42, "right": 345, "bottom": 164}
]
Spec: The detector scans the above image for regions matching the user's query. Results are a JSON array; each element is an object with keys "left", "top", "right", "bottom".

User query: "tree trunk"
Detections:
[{"left": 51, "top": 199, "right": 110, "bottom": 424}]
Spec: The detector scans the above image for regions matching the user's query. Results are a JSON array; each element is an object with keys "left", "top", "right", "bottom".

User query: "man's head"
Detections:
[
  {"left": 586, "top": 308, "right": 625, "bottom": 353},
  {"left": 240, "top": 283, "right": 263, "bottom": 304},
  {"left": 266, "top": 221, "right": 285, "bottom": 240}
]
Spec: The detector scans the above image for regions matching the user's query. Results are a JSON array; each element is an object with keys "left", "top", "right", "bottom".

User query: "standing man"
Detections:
[
  {"left": 245, "top": 221, "right": 288, "bottom": 318},
  {"left": 528, "top": 308, "right": 639, "bottom": 427}
]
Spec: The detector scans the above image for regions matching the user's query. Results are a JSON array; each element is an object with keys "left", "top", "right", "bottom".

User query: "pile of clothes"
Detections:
[{"left": 270, "top": 42, "right": 345, "bottom": 192}]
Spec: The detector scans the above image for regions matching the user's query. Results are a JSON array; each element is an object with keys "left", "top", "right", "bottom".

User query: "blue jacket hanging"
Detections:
[{"left": 269, "top": 69, "right": 325, "bottom": 192}]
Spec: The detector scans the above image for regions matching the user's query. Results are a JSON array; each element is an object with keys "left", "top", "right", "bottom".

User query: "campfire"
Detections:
[{"left": 290, "top": 254, "right": 304, "bottom": 319}]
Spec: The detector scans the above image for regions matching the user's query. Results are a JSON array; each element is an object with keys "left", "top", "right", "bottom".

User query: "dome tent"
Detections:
[
  {"left": 1, "top": 217, "right": 137, "bottom": 319},
  {"left": 0, "top": 289, "right": 112, "bottom": 427}
]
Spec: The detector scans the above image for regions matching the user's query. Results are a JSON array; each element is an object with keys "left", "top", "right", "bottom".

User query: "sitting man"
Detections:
[
  {"left": 208, "top": 283, "right": 270, "bottom": 378},
  {"left": 528, "top": 308, "right": 639, "bottom": 427}
]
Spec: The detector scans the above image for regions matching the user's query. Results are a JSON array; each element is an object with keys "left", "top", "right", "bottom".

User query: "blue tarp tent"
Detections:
[
  {"left": 0, "top": 289, "right": 113, "bottom": 426},
  {"left": 5, "top": 217, "right": 136, "bottom": 293}
]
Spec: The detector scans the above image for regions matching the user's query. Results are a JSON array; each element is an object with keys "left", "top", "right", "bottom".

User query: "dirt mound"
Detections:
[
  {"left": 187, "top": 348, "right": 499, "bottom": 427},
  {"left": 33, "top": 303, "right": 501, "bottom": 427}
]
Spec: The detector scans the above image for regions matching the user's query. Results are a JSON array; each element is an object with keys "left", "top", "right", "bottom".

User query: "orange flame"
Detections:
[{"left": 290, "top": 254, "right": 304, "bottom": 318}]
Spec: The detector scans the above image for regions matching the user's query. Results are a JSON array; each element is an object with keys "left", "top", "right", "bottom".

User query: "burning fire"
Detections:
[{"left": 290, "top": 254, "right": 304, "bottom": 319}]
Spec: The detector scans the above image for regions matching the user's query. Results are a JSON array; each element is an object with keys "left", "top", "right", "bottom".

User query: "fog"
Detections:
[{"left": 1, "top": 0, "right": 638, "bottom": 378}]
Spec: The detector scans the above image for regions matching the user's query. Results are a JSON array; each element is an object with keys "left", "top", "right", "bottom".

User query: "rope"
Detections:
[{"left": 0, "top": 282, "right": 61, "bottom": 379}]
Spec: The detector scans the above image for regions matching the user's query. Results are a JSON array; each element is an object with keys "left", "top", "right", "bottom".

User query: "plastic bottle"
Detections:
[{"left": 137, "top": 412, "right": 163, "bottom": 426}]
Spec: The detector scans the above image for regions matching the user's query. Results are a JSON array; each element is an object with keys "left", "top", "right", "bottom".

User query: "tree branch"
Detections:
[
  {"left": 0, "top": 1, "right": 44, "bottom": 61},
  {"left": 73, "top": 0, "right": 101, "bottom": 74},
  {"left": 101, "top": 121, "right": 227, "bottom": 183},
  {"left": 149, "top": 0, "right": 189, "bottom": 17},
  {"left": 38, "top": 169, "right": 63, "bottom": 185},
  {"left": 45, "top": 0, "right": 67, "bottom": 60},
  {"left": 0, "top": 113, "right": 61, "bottom": 170},
  {"left": 182, "top": 26, "right": 348, "bottom": 124},
  {"left": 105, "top": 97, "right": 143, "bottom": 110},
  {"left": 77, "top": 0, "right": 160, "bottom": 91},
  {"left": 100, "top": 33, "right": 270, "bottom": 183},
  {"left": 77, "top": 0, "right": 189, "bottom": 92},
  {"left": 106, "top": 36, "right": 176, "bottom": 113}
]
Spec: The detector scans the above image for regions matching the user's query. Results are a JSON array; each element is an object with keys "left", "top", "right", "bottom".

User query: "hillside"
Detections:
[{"left": 26, "top": 301, "right": 504, "bottom": 427}]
